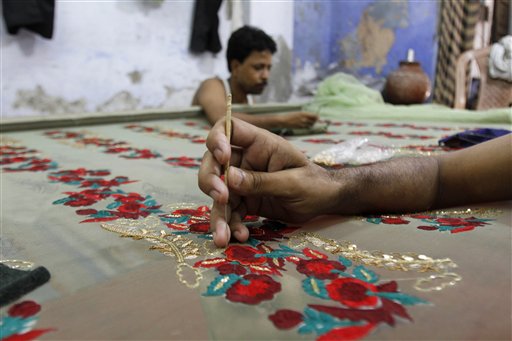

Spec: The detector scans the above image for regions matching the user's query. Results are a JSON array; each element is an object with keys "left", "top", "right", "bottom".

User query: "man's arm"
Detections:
[
  {"left": 330, "top": 134, "right": 512, "bottom": 215},
  {"left": 192, "top": 79, "right": 318, "bottom": 129},
  {"left": 198, "top": 119, "right": 511, "bottom": 246}
]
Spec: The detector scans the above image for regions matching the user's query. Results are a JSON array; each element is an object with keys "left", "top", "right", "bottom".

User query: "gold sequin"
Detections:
[{"left": 0, "top": 259, "right": 35, "bottom": 270}]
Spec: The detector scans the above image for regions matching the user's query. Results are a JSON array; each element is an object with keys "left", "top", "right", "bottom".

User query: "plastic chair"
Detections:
[{"left": 454, "top": 46, "right": 512, "bottom": 110}]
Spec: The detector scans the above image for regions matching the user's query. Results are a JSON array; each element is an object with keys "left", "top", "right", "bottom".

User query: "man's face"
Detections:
[{"left": 232, "top": 50, "right": 273, "bottom": 95}]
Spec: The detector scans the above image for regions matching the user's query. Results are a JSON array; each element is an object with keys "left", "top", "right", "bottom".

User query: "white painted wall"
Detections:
[
  {"left": 249, "top": 0, "right": 294, "bottom": 49},
  {"left": 1, "top": 0, "right": 293, "bottom": 118}
]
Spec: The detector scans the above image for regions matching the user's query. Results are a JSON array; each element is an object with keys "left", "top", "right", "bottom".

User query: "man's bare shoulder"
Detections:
[{"left": 192, "top": 78, "right": 225, "bottom": 105}]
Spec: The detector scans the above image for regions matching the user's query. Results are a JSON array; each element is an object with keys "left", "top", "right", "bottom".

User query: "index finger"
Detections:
[
  {"left": 227, "top": 118, "right": 278, "bottom": 149},
  {"left": 206, "top": 118, "right": 231, "bottom": 166}
]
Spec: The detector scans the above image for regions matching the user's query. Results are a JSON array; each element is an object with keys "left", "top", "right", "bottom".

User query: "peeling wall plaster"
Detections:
[
  {"left": 13, "top": 86, "right": 87, "bottom": 115},
  {"left": 1, "top": 1, "right": 294, "bottom": 117},
  {"left": 294, "top": 0, "right": 438, "bottom": 86}
]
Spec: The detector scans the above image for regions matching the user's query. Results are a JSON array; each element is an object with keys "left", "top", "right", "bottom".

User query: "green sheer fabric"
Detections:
[{"left": 304, "top": 73, "right": 512, "bottom": 124}]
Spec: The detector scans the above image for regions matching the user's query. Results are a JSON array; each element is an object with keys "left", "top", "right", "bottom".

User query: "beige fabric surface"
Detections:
[{"left": 1, "top": 115, "right": 510, "bottom": 340}]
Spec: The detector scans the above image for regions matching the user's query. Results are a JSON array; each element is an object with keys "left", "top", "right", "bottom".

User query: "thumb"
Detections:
[{"left": 227, "top": 166, "right": 291, "bottom": 197}]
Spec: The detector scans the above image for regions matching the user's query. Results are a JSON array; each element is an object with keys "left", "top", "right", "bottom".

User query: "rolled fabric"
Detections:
[{"left": 489, "top": 35, "right": 512, "bottom": 82}]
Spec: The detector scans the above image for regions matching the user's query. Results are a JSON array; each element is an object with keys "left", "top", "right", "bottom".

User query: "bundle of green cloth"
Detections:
[{"left": 303, "top": 73, "right": 512, "bottom": 125}]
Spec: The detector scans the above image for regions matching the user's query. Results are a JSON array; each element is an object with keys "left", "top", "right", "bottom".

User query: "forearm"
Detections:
[
  {"left": 326, "top": 135, "right": 511, "bottom": 215},
  {"left": 433, "top": 134, "right": 512, "bottom": 208},
  {"left": 327, "top": 157, "right": 440, "bottom": 215}
]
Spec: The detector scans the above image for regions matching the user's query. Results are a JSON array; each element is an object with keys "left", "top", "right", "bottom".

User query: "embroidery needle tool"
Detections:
[{"left": 224, "top": 94, "right": 232, "bottom": 231}]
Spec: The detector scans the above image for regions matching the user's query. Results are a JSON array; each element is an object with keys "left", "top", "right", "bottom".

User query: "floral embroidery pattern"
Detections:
[
  {"left": 366, "top": 212, "right": 494, "bottom": 233},
  {"left": 43, "top": 129, "right": 203, "bottom": 169},
  {"left": 164, "top": 156, "right": 202, "bottom": 169},
  {"left": 193, "top": 228, "right": 427, "bottom": 340},
  {"left": 124, "top": 124, "right": 206, "bottom": 144},
  {"left": 267, "top": 251, "right": 428, "bottom": 340},
  {"left": 1, "top": 145, "right": 57, "bottom": 172},
  {"left": 0, "top": 139, "right": 452, "bottom": 340},
  {"left": 375, "top": 123, "right": 455, "bottom": 131},
  {"left": 182, "top": 121, "right": 211, "bottom": 130},
  {"left": 349, "top": 131, "right": 433, "bottom": 140},
  {"left": 302, "top": 138, "right": 344, "bottom": 144},
  {"left": 44, "top": 130, "right": 161, "bottom": 159},
  {"left": 0, "top": 300, "right": 54, "bottom": 341},
  {"left": 48, "top": 167, "right": 163, "bottom": 223}
]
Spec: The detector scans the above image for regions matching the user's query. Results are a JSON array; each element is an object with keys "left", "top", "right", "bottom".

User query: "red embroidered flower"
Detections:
[
  {"left": 114, "top": 192, "right": 145, "bottom": 203},
  {"left": 165, "top": 156, "right": 201, "bottom": 168},
  {"left": 118, "top": 201, "right": 143, "bottom": 213},
  {"left": 296, "top": 259, "right": 346, "bottom": 279},
  {"left": 217, "top": 263, "right": 247, "bottom": 276},
  {"left": 8, "top": 301, "right": 41, "bottom": 318},
  {"left": 417, "top": 225, "right": 438, "bottom": 231},
  {"left": 381, "top": 217, "right": 409, "bottom": 224},
  {"left": 326, "top": 278, "right": 378, "bottom": 308},
  {"left": 65, "top": 189, "right": 109, "bottom": 206},
  {"left": 226, "top": 274, "right": 281, "bottom": 305},
  {"left": 173, "top": 206, "right": 210, "bottom": 218},
  {"left": 317, "top": 323, "right": 375, "bottom": 341},
  {"left": 225, "top": 245, "right": 266, "bottom": 265},
  {"left": 76, "top": 209, "right": 98, "bottom": 215},
  {"left": 268, "top": 309, "right": 303, "bottom": 329},
  {"left": 105, "top": 147, "right": 132, "bottom": 154},
  {"left": 1, "top": 156, "right": 29, "bottom": 165},
  {"left": 451, "top": 226, "right": 476, "bottom": 233},
  {"left": 189, "top": 222, "right": 210, "bottom": 234},
  {"left": 435, "top": 217, "right": 485, "bottom": 227}
]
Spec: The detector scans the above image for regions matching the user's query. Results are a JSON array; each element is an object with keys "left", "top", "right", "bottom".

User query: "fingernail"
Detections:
[
  {"left": 225, "top": 223, "right": 231, "bottom": 241},
  {"left": 212, "top": 231, "right": 216, "bottom": 239},
  {"left": 233, "top": 230, "right": 242, "bottom": 241},
  {"left": 213, "top": 148, "right": 223, "bottom": 161},
  {"left": 229, "top": 167, "right": 244, "bottom": 187}
]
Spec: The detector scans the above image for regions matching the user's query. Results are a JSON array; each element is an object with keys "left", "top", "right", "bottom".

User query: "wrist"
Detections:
[{"left": 321, "top": 167, "right": 364, "bottom": 216}]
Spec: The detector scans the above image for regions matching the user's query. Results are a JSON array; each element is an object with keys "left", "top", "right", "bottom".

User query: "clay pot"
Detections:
[{"left": 383, "top": 61, "right": 431, "bottom": 105}]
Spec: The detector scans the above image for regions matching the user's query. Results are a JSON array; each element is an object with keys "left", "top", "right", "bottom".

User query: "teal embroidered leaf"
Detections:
[
  {"left": 160, "top": 216, "right": 189, "bottom": 224},
  {"left": 203, "top": 274, "right": 240, "bottom": 296},
  {"left": 0, "top": 316, "right": 39, "bottom": 339},
  {"left": 338, "top": 256, "right": 353, "bottom": 268},
  {"left": 52, "top": 197, "right": 71, "bottom": 205},
  {"left": 257, "top": 245, "right": 302, "bottom": 259},
  {"left": 90, "top": 210, "right": 114, "bottom": 218},
  {"left": 352, "top": 265, "right": 379, "bottom": 283},
  {"left": 298, "top": 307, "right": 361, "bottom": 335},
  {"left": 144, "top": 199, "right": 157, "bottom": 207},
  {"left": 246, "top": 238, "right": 260, "bottom": 247},
  {"left": 371, "top": 291, "right": 428, "bottom": 305},
  {"left": 367, "top": 217, "right": 382, "bottom": 224},
  {"left": 106, "top": 201, "right": 121, "bottom": 209},
  {"left": 278, "top": 244, "right": 301, "bottom": 253},
  {"left": 302, "top": 278, "right": 329, "bottom": 299}
]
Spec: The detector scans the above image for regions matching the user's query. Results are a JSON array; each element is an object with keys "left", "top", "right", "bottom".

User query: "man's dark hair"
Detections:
[{"left": 226, "top": 26, "right": 277, "bottom": 72}]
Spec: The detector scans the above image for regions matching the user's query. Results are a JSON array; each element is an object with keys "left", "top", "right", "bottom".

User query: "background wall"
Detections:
[
  {"left": 1, "top": 0, "right": 293, "bottom": 118},
  {"left": 293, "top": 0, "right": 439, "bottom": 87},
  {"left": 2, "top": 0, "right": 439, "bottom": 118}
]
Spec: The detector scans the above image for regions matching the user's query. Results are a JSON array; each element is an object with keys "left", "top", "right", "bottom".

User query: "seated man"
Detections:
[{"left": 192, "top": 25, "right": 318, "bottom": 129}]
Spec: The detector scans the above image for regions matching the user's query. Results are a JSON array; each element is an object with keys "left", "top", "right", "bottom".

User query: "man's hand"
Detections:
[
  {"left": 279, "top": 112, "right": 319, "bottom": 128},
  {"left": 198, "top": 118, "right": 339, "bottom": 247}
]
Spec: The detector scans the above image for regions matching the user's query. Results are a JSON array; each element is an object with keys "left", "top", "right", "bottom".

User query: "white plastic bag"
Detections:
[{"left": 311, "top": 137, "right": 394, "bottom": 166}]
